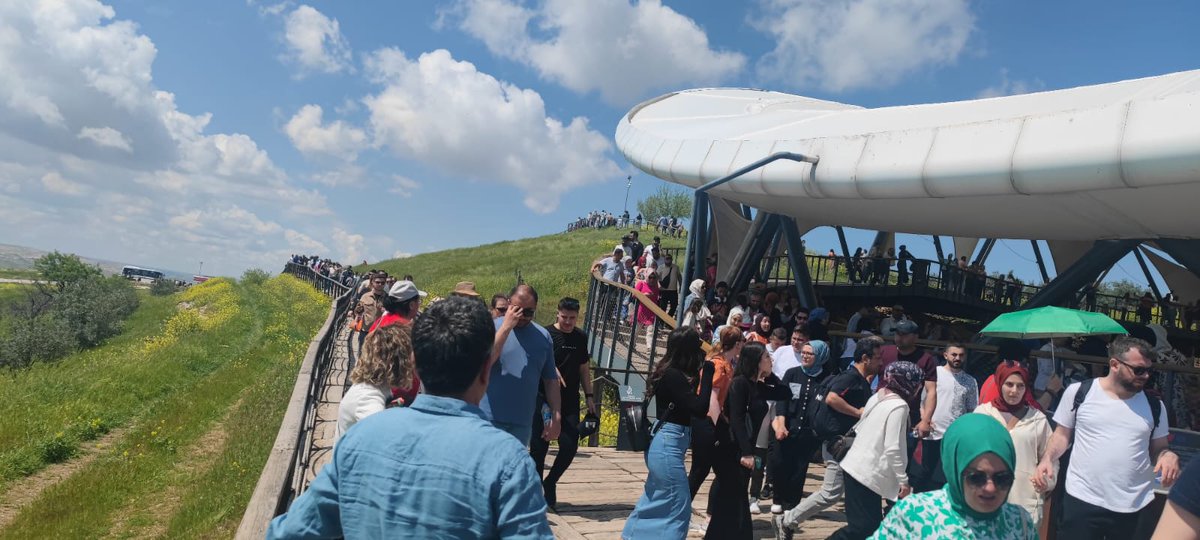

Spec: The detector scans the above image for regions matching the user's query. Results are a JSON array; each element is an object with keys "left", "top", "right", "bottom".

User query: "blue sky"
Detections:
[{"left": 1, "top": 0, "right": 1197, "bottom": 282}]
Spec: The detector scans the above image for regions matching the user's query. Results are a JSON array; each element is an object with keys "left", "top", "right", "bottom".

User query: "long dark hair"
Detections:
[
  {"left": 735, "top": 341, "right": 767, "bottom": 381},
  {"left": 646, "top": 326, "right": 705, "bottom": 399}
]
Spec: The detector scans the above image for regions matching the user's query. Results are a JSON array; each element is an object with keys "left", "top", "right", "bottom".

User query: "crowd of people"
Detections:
[
  {"left": 565, "top": 210, "right": 687, "bottom": 237},
  {"left": 289, "top": 253, "right": 358, "bottom": 288},
  {"left": 265, "top": 243, "right": 1200, "bottom": 540}
]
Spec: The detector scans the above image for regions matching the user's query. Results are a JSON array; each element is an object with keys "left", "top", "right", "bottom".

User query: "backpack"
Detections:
[
  {"left": 1070, "top": 378, "right": 1161, "bottom": 440},
  {"left": 810, "top": 376, "right": 847, "bottom": 439}
]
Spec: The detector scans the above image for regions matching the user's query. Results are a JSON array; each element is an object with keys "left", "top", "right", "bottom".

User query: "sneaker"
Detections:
[
  {"left": 770, "top": 504, "right": 783, "bottom": 514},
  {"left": 771, "top": 514, "right": 795, "bottom": 540},
  {"left": 760, "top": 483, "right": 774, "bottom": 500},
  {"left": 749, "top": 500, "right": 762, "bottom": 514}
]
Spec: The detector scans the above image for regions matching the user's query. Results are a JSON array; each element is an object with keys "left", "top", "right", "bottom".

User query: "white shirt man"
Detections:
[
  {"left": 770, "top": 328, "right": 809, "bottom": 379},
  {"left": 879, "top": 306, "right": 909, "bottom": 338},
  {"left": 912, "top": 344, "right": 977, "bottom": 492},
  {"left": 1037, "top": 337, "right": 1180, "bottom": 539}
]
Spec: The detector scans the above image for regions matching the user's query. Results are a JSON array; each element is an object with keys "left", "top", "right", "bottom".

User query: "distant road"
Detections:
[{"left": 0, "top": 278, "right": 41, "bottom": 285}]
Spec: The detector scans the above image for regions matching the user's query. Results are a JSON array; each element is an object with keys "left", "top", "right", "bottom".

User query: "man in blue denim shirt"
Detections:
[{"left": 267, "top": 297, "right": 553, "bottom": 539}]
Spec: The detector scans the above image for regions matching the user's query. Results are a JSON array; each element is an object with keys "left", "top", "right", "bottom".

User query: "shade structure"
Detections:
[{"left": 979, "top": 306, "right": 1129, "bottom": 339}]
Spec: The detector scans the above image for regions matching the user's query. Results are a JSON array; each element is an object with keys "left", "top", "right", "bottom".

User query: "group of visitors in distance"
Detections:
[
  {"left": 566, "top": 210, "right": 687, "bottom": 237},
  {"left": 266, "top": 237, "right": 1200, "bottom": 540},
  {"left": 290, "top": 254, "right": 358, "bottom": 288}
]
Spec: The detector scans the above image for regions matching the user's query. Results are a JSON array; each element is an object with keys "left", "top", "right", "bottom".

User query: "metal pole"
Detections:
[
  {"left": 1030, "top": 240, "right": 1052, "bottom": 284},
  {"left": 623, "top": 176, "right": 632, "bottom": 214},
  {"left": 1133, "top": 247, "right": 1163, "bottom": 301}
]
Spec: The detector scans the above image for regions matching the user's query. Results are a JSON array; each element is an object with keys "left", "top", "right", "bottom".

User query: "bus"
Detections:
[{"left": 122, "top": 265, "right": 164, "bottom": 282}]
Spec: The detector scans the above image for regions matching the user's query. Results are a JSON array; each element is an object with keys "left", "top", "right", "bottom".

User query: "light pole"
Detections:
[{"left": 623, "top": 175, "right": 632, "bottom": 214}]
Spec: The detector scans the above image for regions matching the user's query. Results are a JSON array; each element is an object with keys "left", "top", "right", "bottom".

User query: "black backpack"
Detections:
[
  {"left": 1070, "top": 378, "right": 1161, "bottom": 439},
  {"left": 810, "top": 376, "right": 847, "bottom": 439}
]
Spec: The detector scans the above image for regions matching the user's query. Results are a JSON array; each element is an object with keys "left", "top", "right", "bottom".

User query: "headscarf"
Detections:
[
  {"left": 688, "top": 278, "right": 705, "bottom": 299},
  {"left": 881, "top": 360, "right": 925, "bottom": 404},
  {"left": 941, "top": 413, "right": 1017, "bottom": 521},
  {"left": 989, "top": 362, "right": 1040, "bottom": 413},
  {"left": 803, "top": 339, "right": 830, "bottom": 377}
]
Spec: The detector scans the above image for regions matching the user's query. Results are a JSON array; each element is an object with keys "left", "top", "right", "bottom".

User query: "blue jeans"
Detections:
[{"left": 623, "top": 422, "right": 692, "bottom": 539}]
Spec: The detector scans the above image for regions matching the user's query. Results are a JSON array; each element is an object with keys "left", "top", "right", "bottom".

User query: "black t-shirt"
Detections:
[
  {"left": 821, "top": 367, "right": 873, "bottom": 436},
  {"left": 777, "top": 367, "right": 831, "bottom": 433},
  {"left": 546, "top": 325, "right": 590, "bottom": 413}
]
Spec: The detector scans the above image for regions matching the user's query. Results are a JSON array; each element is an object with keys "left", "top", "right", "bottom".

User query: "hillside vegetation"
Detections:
[
  {"left": 0, "top": 274, "right": 328, "bottom": 539},
  {"left": 371, "top": 228, "right": 686, "bottom": 325}
]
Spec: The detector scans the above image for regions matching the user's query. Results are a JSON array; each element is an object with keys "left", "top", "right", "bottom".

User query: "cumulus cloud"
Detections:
[
  {"left": 0, "top": 0, "right": 340, "bottom": 275},
  {"left": 77, "top": 126, "right": 133, "bottom": 152},
  {"left": 976, "top": 69, "right": 1045, "bottom": 98},
  {"left": 332, "top": 227, "right": 368, "bottom": 263},
  {"left": 363, "top": 48, "right": 621, "bottom": 213},
  {"left": 282, "top": 5, "right": 352, "bottom": 76},
  {"left": 284, "top": 104, "right": 367, "bottom": 161},
  {"left": 391, "top": 250, "right": 413, "bottom": 259},
  {"left": 41, "top": 171, "right": 86, "bottom": 196},
  {"left": 448, "top": 0, "right": 745, "bottom": 105},
  {"left": 389, "top": 174, "right": 420, "bottom": 197},
  {"left": 752, "top": 0, "right": 975, "bottom": 92}
]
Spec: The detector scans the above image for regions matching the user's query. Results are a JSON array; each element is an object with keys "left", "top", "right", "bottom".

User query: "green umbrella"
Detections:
[{"left": 979, "top": 306, "right": 1128, "bottom": 339}]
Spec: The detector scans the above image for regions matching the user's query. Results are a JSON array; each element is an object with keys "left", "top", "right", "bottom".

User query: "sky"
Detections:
[{"left": 1, "top": 0, "right": 1198, "bottom": 281}]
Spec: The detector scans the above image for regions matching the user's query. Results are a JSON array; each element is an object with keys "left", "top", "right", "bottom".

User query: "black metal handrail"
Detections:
[{"left": 284, "top": 262, "right": 354, "bottom": 298}]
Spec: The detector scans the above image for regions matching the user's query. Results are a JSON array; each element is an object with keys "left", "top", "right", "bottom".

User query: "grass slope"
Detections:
[
  {"left": 371, "top": 228, "right": 685, "bottom": 326},
  {"left": 0, "top": 275, "right": 328, "bottom": 539}
]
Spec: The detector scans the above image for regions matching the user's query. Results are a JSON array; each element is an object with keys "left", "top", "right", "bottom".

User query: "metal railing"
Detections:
[
  {"left": 235, "top": 266, "right": 360, "bottom": 540},
  {"left": 751, "top": 253, "right": 1192, "bottom": 328}
]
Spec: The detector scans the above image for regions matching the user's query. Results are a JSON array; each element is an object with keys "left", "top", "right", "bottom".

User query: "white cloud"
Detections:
[
  {"left": 77, "top": 126, "right": 132, "bottom": 152},
  {"left": 449, "top": 0, "right": 745, "bottom": 105},
  {"left": 976, "top": 69, "right": 1045, "bottom": 98},
  {"left": 309, "top": 164, "right": 364, "bottom": 187},
  {"left": 284, "top": 104, "right": 367, "bottom": 161},
  {"left": 389, "top": 174, "right": 420, "bottom": 197},
  {"left": 364, "top": 48, "right": 621, "bottom": 213},
  {"left": 282, "top": 5, "right": 352, "bottom": 76},
  {"left": 391, "top": 250, "right": 413, "bottom": 259},
  {"left": 0, "top": 0, "right": 341, "bottom": 276},
  {"left": 285, "top": 228, "right": 329, "bottom": 253},
  {"left": 40, "top": 171, "right": 86, "bottom": 196},
  {"left": 752, "top": 0, "right": 975, "bottom": 92},
  {"left": 332, "top": 227, "right": 368, "bottom": 263}
]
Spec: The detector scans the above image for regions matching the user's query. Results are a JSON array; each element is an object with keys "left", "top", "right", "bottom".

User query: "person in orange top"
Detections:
[{"left": 688, "top": 326, "right": 745, "bottom": 533}]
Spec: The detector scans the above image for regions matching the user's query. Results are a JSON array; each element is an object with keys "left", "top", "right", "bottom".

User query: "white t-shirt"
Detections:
[
  {"left": 1052, "top": 380, "right": 1169, "bottom": 512},
  {"left": 771, "top": 345, "right": 803, "bottom": 379},
  {"left": 927, "top": 366, "right": 978, "bottom": 440}
]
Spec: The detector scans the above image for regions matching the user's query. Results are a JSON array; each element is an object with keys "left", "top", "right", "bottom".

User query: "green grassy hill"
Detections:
[
  {"left": 0, "top": 275, "right": 328, "bottom": 539},
  {"left": 370, "top": 227, "right": 686, "bottom": 325}
]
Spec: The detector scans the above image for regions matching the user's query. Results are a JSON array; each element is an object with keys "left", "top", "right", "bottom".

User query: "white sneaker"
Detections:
[
  {"left": 749, "top": 500, "right": 762, "bottom": 514},
  {"left": 771, "top": 504, "right": 783, "bottom": 514}
]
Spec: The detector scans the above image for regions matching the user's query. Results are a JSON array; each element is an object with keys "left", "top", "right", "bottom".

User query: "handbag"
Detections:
[{"left": 828, "top": 394, "right": 892, "bottom": 462}]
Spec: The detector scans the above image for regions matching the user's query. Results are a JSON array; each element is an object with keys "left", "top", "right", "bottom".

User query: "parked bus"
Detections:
[{"left": 122, "top": 265, "right": 164, "bottom": 282}]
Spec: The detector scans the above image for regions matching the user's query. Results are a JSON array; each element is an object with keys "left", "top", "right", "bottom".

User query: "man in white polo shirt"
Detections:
[
  {"left": 1035, "top": 336, "right": 1180, "bottom": 539},
  {"left": 770, "top": 326, "right": 809, "bottom": 379}
]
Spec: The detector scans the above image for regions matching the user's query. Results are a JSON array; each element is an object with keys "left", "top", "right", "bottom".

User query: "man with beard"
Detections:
[
  {"left": 910, "top": 343, "right": 977, "bottom": 493},
  {"left": 1035, "top": 337, "right": 1179, "bottom": 539}
]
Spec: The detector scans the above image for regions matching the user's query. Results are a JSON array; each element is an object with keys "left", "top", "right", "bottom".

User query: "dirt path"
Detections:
[
  {"left": 0, "top": 427, "right": 130, "bottom": 531},
  {"left": 103, "top": 399, "right": 242, "bottom": 539}
]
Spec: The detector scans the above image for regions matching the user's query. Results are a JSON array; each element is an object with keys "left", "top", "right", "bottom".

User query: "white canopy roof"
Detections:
[{"left": 616, "top": 71, "right": 1200, "bottom": 241}]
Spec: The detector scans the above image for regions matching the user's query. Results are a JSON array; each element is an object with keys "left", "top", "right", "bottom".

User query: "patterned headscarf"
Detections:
[{"left": 881, "top": 360, "right": 925, "bottom": 403}]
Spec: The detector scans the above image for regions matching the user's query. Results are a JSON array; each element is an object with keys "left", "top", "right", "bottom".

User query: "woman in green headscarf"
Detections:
[{"left": 870, "top": 413, "right": 1036, "bottom": 539}]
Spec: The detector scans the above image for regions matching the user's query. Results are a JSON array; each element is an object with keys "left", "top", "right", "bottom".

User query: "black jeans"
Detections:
[
  {"left": 530, "top": 402, "right": 581, "bottom": 487},
  {"left": 769, "top": 434, "right": 821, "bottom": 508},
  {"left": 828, "top": 472, "right": 883, "bottom": 540},
  {"left": 688, "top": 418, "right": 717, "bottom": 499},
  {"left": 704, "top": 431, "right": 752, "bottom": 540},
  {"left": 749, "top": 447, "right": 769, "bottom": 500},
  {"left": 910, "top": 439, "right": 946, "bottom": 493},
  {"left": 658, "top": 289, "right": 679, "bottom": 317},
  {"left": 1059, "top": 492, "right": 1140, "bottom": 540}
]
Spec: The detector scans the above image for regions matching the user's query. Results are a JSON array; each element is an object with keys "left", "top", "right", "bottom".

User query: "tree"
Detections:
[
  {"left": 34, "top": 251, "right": 102, "bottom": 292},
  {"left": 636, "top": 186, "right": 692, "bottom": 222}
]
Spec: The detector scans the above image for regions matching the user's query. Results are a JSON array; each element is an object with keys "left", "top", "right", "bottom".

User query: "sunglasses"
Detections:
[
  {"left": 963, "top": 470, "right": 1014, "bottom": 490},
  {"left": 1115, "top": 357, "right": 1153, "bottom": 377},
  {"left": 520, "top": 307, "right": 536, "bottom": 318}
]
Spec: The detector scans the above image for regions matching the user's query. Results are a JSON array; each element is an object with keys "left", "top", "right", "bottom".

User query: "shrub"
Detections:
[
  {"left": 150, "top": 279, "right": 179, "bottom": 296},
  {"left": 54, "top": 276, "right": 140, "bottom": 348},
  {"left": 241, "top": 268, "right": 271, "bottom": 286},
  {"left": 0, "top": 313, "right": 76, "bottom": 369}
]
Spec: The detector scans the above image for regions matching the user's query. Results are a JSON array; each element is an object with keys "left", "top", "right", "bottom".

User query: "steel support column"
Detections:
[
  {"left": 1133, "top": 247, "right": 1163, "bottom": 301},
  {"left": 1031, "top": 240, "right": 1052, "bottom": 284},
  {"left": 933, "top": 235, "right": 945, "bottom": 263},
  {"left": 759, "top": 227, "right": 784, "bottom": 283},
  {"left": 730, "top": 214, "right": 784, "bottom": 294},
  {"left": 974, "top": 238, "right": 997, "bottom": 266},
  {"left": 781, "top": 217, "right": 817, "bottom": 308},
  {"left": 1022, "top": 240, "right": 1140, "bottom": 309}
]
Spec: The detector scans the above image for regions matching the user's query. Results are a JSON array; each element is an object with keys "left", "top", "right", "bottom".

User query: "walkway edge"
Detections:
[{"left": 234, "top": 292, "right": 341, "bottom": 540}]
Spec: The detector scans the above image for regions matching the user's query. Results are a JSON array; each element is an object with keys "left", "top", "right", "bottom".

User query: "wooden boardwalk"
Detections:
[{"left": 547, "top": 447, "right": 846, "bottom": 539}]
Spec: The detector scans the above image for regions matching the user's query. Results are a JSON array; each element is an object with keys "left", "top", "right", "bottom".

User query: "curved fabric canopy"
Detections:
[{"left": 616, "top": 71, "right": 1200, "bottom": 241}]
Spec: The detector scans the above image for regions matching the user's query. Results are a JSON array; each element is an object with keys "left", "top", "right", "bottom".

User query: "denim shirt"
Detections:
[{"left": 267, "top": 394, "right": 553, "bottom": 539}]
